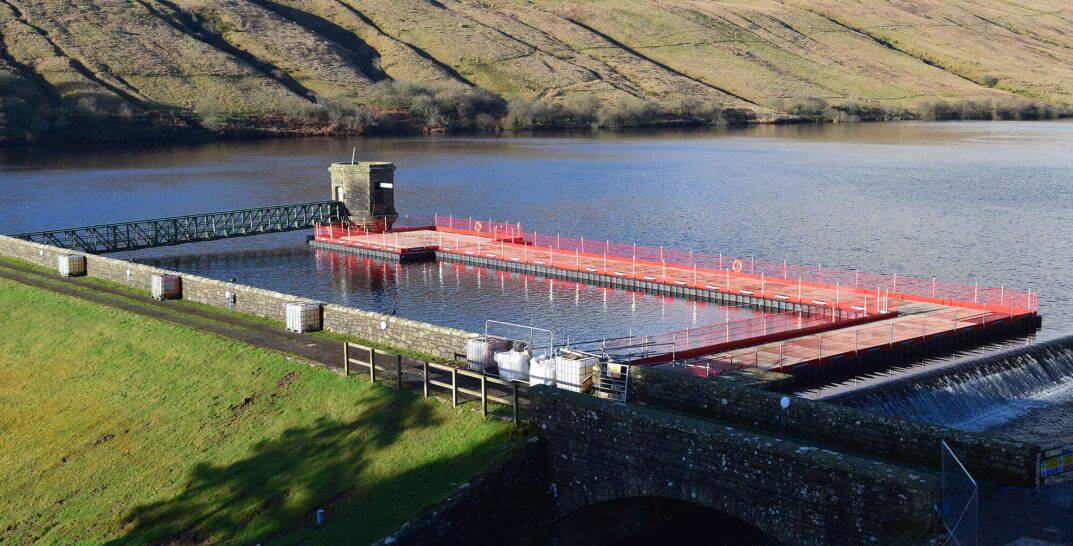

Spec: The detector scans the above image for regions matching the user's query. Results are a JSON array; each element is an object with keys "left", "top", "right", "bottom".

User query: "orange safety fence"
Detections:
[
  {"left": 595, "top": 311, "right": 841, "bottom": 363},
  {"left": 689, "top": 304, "right": 1023, "bottom": 375},
  {"left": 313, "top": 214, "right": 1038, "bottom": 317}
]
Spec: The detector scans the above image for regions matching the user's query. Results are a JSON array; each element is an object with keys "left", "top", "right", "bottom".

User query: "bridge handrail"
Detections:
[
  {"left": 941, "top": 440, "right": 979, "bottom": 545},
  {"left": 14, "top": 200, "right": 344, "bottom": 238}
]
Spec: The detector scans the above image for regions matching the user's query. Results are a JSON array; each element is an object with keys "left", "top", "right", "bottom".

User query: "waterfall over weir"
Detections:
[{"left": 828, "top": 335, "right": 1073, "bottom": 435}]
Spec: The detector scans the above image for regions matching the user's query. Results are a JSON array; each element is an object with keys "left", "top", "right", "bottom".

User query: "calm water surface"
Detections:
[
  {"left": 3, "top": 122, "right": 1072, "bottom": 432},
  {"left": 2, "top": 122, "right": 1069, "bottom": 338}
]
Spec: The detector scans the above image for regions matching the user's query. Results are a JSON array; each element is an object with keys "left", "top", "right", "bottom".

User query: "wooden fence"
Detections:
[{"left": 343, "top": 342, "right": 524, "bottom": 425}]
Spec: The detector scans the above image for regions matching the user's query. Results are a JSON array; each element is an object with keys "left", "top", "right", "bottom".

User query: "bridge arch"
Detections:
[
  {"left": 545, "top": 495, "right": 777, "bottom": 545},
  {"left": 549, "top": 470, "right": 786, "bottom": 543}
]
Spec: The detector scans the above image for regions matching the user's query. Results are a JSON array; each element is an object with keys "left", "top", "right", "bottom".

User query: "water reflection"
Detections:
[{"left": 141, "top": 246, "right": 763, "bottom": 343}]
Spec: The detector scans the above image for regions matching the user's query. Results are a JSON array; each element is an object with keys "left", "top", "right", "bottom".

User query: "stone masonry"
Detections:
[
  {"left": 630, "top": 365, "right": 1041, "bottom": 487},
  {"left": 329, "top": 162, "right": 398, "bottom": 226},
  {"left": 530, "top": 386, "right": 938, "bottom": 545}
]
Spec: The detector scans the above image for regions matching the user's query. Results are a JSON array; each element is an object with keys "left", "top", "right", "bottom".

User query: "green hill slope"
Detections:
[{"left": 2, "top": 0, "right": 1071, "bottom": 142}]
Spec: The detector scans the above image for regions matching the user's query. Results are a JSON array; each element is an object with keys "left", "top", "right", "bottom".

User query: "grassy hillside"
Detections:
[
  {"left": 2, "top": 0, "right": 1072, "bottom": 142},
  {"left": 0, "top": 276, "right": 513, "bottom": 544}
]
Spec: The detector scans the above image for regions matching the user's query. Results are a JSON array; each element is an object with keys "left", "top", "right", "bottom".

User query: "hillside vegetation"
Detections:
[
  {"left": 2, "top": 0, "right": 1072, "bottom": 142},
  {"left": 0, "top": 276, "right": 513, "bottom": 543}
]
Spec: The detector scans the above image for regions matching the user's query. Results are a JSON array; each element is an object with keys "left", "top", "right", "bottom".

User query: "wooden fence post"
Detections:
[
  {"left": 370, "top": 349, "right": 377, "bottom": 384},
  {"left": 423, "top": 362, "right": 429, "bottom": 398},
  {"left": 512, "top": 382, "right": 519, "bottom": 426},
  {"left": 451, "top": 368, "right": 458, "bottom": 407},
  {"left": 480, "top": 375, "right": 487, "bottom": 417},
  {"left": 343, "top": 342, "right": 349, "bottom": 377},
  {"left": 396, "top": 354, "right": 403, "bottom": 390}
]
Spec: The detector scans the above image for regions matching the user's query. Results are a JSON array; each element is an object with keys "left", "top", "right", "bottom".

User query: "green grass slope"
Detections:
[
  {"left": 0, "top": 277, "right": 513, "bottom": 544},
  {"left": 1, "top": 0, "right": 1072, "bottom": 142}
]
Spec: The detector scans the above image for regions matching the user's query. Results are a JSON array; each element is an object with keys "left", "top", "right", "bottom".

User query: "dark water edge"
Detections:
[
  {"left": 7, "top": 105, "right": 1071, "bottom": 147},
  {"left": 0, "top": 113, "right": 766, "bottom": 147}
]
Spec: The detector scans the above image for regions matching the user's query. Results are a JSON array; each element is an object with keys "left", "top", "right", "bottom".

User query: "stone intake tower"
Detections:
[{"left": 329, "top": 161, "right": 398, "bottom": 228}]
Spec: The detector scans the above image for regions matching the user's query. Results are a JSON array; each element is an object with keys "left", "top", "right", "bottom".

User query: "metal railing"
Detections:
[
  {"left": 941, "top": 440, "right": 978, "bottom": 546},
  {"left": 615, "top": 312, "right": 839, "bottom": 359},
  {"left": 697, "top": 305, "right": 1024, "bottom": 371},
  {"left": 316, "top": 213, "right": 1036, "bottom": 315},
  {"left": 20, "top": 201, "right": 347, "bottom": 254}
]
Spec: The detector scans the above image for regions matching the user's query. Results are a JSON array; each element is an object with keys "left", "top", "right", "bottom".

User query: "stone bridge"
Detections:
[{"left": 389, "top": 367, "right": 1041, "bottom": 545}]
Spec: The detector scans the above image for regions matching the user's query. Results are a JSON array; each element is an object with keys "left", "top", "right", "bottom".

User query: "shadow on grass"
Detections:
[{"left": 108, "top": 391, "right": 512, "bottom": 545}]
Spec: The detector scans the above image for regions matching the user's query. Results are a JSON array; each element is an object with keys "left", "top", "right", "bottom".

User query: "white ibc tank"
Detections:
[
  {"left": 495, "top": 343, "right": 531, "bottom": 382},
  {"left": 151, "top": 274, "right": 182, "bottom": 300},
  {"left": 57, "top": 254, "right": 86, "bottom": 277},
  {"left": 555, "top": 353, "right": 598, "bottom": 393},
  {"left": 529, "top": 356, "right": 556, "bottom": 387},
  {"left": 466, "top": 336, "right": 512, "bottom": 371},
  {"left": 285, "top": 301, "right": 322, "bottom": 333}
]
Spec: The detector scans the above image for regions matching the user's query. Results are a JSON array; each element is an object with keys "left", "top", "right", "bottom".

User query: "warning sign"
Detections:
[{"left": 1041, "top": 445, "right": 1073, "bottom": 478}]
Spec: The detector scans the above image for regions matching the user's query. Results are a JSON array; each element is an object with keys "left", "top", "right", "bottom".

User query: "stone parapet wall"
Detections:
[
  {"left": 530, "top": 386, "right": 937, "bottom": 545},
  {"left": 0, "top": 235, "right": 61, "bottom": 268},
  {"left": 630, "top": 365, "right": 1041, "bottom": 486},
  {"left": 0, "top": 236, "right": 471, "bottom": 359},
  {"left": 323, "top": 304, "right": 469, "bottom": 359}
]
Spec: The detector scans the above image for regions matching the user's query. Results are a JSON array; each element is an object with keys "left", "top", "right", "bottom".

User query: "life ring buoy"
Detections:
[
  {"left": 732, "top": 259, "right": 744, "bottom": 273},
  {"left": 473, "top": 221, "right": 483, "bottom": 232}
]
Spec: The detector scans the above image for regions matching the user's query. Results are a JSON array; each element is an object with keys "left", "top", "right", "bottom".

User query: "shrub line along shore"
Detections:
[{"left": 4, "top": 80, "right": 1071, "bottom": 146}]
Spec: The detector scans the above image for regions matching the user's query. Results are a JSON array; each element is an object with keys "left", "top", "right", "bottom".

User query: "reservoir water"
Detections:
[{"left": 3, "top": 121, "right": 1072, "bottom": 440}]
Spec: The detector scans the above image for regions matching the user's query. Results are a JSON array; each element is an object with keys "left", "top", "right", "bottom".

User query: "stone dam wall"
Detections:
[
  {"left": 529, "top": 386, "right": 938, "bottom": 545},
  {"left": 630, "top": 365, "right": 1042, "bottom": 487},
  {"left": 386, "top": 386, "right": 939, "bottom": 545},
  {"left": 0, "top": 236, "right": 472, "bottom": 359}
]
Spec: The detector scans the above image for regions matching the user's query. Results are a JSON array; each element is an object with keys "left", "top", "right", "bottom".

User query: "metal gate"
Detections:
[
  {"left": 594, "top": 361, "right": 630, "bottom": 402},
  {"left": 940, "top": 440, "right": 978, "bottom": 546},
  {"left": 484, "top": 320, "right": 554, "bottom": 359}
]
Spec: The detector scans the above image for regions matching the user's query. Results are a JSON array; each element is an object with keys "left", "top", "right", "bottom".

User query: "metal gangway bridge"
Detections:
[{"left": 14, "top": 201, "right": 347, "bottom": 254}]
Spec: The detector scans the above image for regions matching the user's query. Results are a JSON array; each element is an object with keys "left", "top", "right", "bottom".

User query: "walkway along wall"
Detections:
[
  {"left": 630, "top": 365, "right": 1042, "bottom": 487},
  {"left": 0, "top": 236, "right": 472, "bottom": 359}
]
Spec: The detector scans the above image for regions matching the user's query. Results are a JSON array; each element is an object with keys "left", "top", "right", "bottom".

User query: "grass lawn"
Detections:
[{"left": 0, "top": 276, "right": 514, "bottom": 544}]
